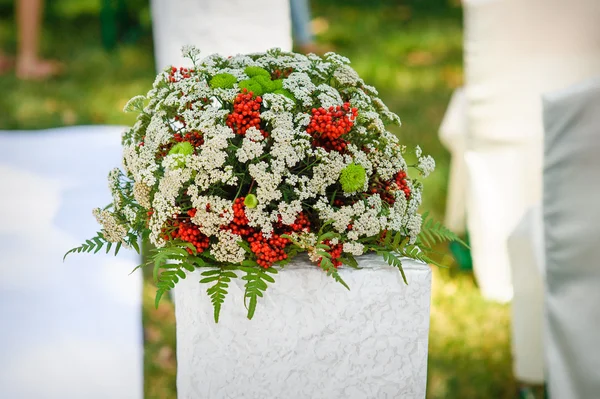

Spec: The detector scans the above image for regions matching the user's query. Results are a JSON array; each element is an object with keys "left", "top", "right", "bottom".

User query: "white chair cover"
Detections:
[
  {"left": 543, "top": 77, "right": 600, "bottom": 399},
  {"left": 151, "top": 0, "right": 292, "bottom": 71},
  {"left": 0, "top": 126, "right": 143, "bottom": 399},
  {"left": 438, "top": 88, "right": 467, "bottom": 235},
  {"left": 462, "top": 0, "right": 600, "bottom": 302},
  {"left": 507, "top": 206, "right": 545, "bottom": 383}
]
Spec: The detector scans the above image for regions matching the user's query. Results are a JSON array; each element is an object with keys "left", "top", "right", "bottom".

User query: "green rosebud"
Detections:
[
  {"left": 339, "top": 163, "right": 366, "bottom": 193},
  {"left": 244, "top": 66, "right": 270, "bottom": 78},
  {"left": 253, "top": 75, "right": 274, "bottom": 91},
  {"left": 239, "top": 79, "right": 264, "bottom": 96},
  {"left": 169, "top": 141, "right": 194, "bottom": 156},
  {"left": 168, "top": 141, "right": 194, "bottom": 168},
  {"left": 270, "top": 79, "right": 283, "bottom": 91},
  {"left": 244, "top": 194, "right": 258, "bottom": 209},
  {"left": 209, "top": 73, "right": 237, "bottom": 89}
]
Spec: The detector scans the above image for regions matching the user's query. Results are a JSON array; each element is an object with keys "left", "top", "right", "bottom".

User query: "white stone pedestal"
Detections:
[{"left": 175, "top": 254, "right": 432, "bottom": 399}]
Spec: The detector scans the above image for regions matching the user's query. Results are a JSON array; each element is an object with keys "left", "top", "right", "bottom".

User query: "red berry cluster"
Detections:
[
  {"left": 369, "top": 170, "right": 411, "bottom": 205},
  {"left": 318, "top": 240, "right": 343, "bottom": 268},
  {"left": 271, "top": 67, "right": 294, "bottom": 79},
  {"left": 226, "top": 91, "right": 266, "bottom": 136},
  {"left": 223, "top": 198, "right": 315, "bottom": 268},
  {"left": 174, "top": 131, "right": 204, "bottom": 148},
  {"left": 249, "top": 233, "right": 290, "bottom": 268},
  {"left": 307, "top": 103, "right": 358, "bottom": 152},
  {"left": 168, "top": 66, "right": 193, "bottom": 83},
  {"left": 394, "top": 171, "right": 411, "bottom": 199},
  {"left": 276, "top": 212, "right": 311, "bottom": 233},
  {"left": 226, "top": 198, "right": 254, "bottom": 237},
  {"left": 162, "top": 209, "right": 210, "bottom": 254},
  {"left": 223, "top": 198, "right": 289, "bottom": 268}
]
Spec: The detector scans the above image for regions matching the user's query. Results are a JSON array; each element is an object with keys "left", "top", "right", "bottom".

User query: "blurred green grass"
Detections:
[{"left": 0, "top": 1, "right": 523, "bottom": 398}]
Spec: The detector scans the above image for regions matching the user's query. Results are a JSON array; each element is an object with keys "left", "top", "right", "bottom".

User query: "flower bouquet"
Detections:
[{"left": 66, "top": 46, "right": 459, "bottom": 322}]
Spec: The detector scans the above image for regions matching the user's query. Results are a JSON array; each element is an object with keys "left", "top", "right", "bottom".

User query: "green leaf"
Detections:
[
  {"left": 418, "top": 212, "right": 468, "bottom": 249},
  {"left": 114, "top": 241, "right": 122, "bottom": 256},
  {"left": 320, "top": 257, "right": 350, "bottom": 290},
  {"left": 379, "top": 250, "right": 408, "bottom": 284},
  {"left": 340, "top": 255, "right": 359, "bottom": 269},
  {"left": 242, "top": 267, "right": 276, "bottom": 320},
  {"left": 201, "top": 269, "right": 221, "bottom": 276},
  {"left": 200, "top": 267, "right": 237, "bottom": 323},
  {"left": 383, "top": 230, "right": 393, "bottom": 246},
  {"left": 247, "top": 295, "right": 257, "bottom": 320},
  {"left": 319, "top": 231, "right": 340, "bottom": 241},
  {"left": 154, "top": 289, "right": 165, "bottom": 309},
  {"left": 181, "top": 262, "right": 195, "bottom": 272},
  {"left": 129, "top": 237, "right": 140, "bottom": 254}
]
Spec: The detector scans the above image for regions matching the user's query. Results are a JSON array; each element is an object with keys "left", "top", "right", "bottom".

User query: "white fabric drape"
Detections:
[
  {"left": 151, "top": 0, "right": 292, "bottom": 72},
  {"left": 0, "top": 127, "right": 143, "bottom": 399},
  {"left": 439, "top": 88, "right": 467, "bottom": 235},
  {"left": 507, "top": 206, "right": 545, "bottom": 384},
  {"left": 453, "top": 0, "right": 600, "bottom": 302},
  {"left": 543, "top": 78, "right": 600, "bottom": 399}
]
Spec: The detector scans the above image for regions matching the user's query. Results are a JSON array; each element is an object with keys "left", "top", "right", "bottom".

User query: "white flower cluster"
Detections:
[
  {"left": 212, "top": 230, "right": 245, "bottom": 263},
  {"left": 418, "top": 155, "right": 436, "bottom": 177},
  {"left": 190, "top": 195, "right": 234, "bottom": 236},
  {"left": 283, "top": 72, "right": 316, "bottom": 107},
  {"left": 93, "top": 208, "right": 127, "bottom": 243},
  {"left": 236, "top": 127, "right": 265, "bottom": 163}
]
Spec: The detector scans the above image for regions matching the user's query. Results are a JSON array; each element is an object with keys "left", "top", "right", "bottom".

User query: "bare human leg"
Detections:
[{"left": 15, "top": 0, "right": 63, "bottom": 80}]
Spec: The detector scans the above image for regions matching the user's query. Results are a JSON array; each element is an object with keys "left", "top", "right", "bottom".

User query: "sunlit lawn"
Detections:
[{"left": 0, "top": 1, "right": 521, "bottom": 397}]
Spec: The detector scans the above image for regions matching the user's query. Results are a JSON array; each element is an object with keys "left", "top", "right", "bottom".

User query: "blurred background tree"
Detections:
[{"left": 0, "top": 1, "right": 527, "bottom": 398}]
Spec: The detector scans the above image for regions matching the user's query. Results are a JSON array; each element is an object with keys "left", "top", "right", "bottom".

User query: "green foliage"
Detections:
[
  {"left": 419, "top": 211, "right": 468, "bottom": 248},
  {"left": 273, "top": 88, "right": 295, "bottom": 101},
  {"left": 63, "top": 232, "right": 127, "bottom": 260},
  {"left": 209, "top": 73, "right": 237, "bottom": 89},
  {"left": 151, "top": 243, "right": 198, "bottom": 308},
  {"left": 378, "top": 250, "right": 408, "bottom": 284},
  {"left": 319, "top": 254, "right": 350, "bottom": 290},
  {"left": 199, "top": 267, "right": 238, "bottom": 323},
  {"left": 238, "top": 79, "right": 264, "bottom": 96},
  {"left": 240, "top": 263, "right": 278, "bottom": 320}
]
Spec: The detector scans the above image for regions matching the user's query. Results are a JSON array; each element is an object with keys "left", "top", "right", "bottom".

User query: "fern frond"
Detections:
[
  {"left": 378, "top": 250, "right": 408, "bottom": 284},
  {"left": 319, "top": 253, "right": 350, "bottom": 290},
  {"left": 240, "top": 266, "right": 277, "bottom": 320},
  {"left": 200, "top": 267, "right": 238, "bottom": 323},
  {"left": 400, "top": 244, "right": 448, "bottom": 268},
  {"left": 64, "top": 233, "right": 108, "bottom": 261},
  {"left": 419, "top": 212, "right": 468, "bottom": 248}
]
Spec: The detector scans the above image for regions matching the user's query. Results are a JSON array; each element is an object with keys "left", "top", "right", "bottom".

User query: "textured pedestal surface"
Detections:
[{"left": 175, "top": 254, "right": 432, "bottom": 399}]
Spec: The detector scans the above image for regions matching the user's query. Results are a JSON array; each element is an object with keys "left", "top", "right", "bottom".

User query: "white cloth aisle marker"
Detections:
[
  {"left": 151, "top": 0, "right": 292, "bottom": 72},
  {"left": 0, "top": 126, "right": 143, "bottom": 399}
]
